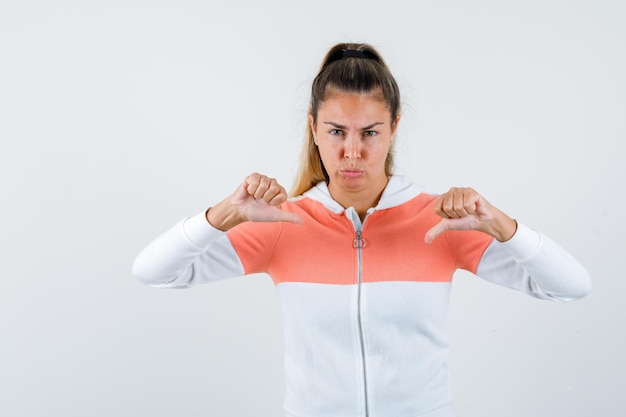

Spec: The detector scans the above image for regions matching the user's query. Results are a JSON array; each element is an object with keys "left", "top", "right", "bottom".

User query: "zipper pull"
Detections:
[{"left": 353, "top": 231, "right": 367, "bottom": 249}]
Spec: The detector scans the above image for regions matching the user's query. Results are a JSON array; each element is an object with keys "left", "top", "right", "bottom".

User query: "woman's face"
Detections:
[{"left": 309, "top": 90, "right": 398, "bottom": 200}]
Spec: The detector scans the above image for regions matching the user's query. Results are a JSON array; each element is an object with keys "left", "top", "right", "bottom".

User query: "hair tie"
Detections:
[{"left": 342, "top": 50, "right": 367, "bottom": 59}]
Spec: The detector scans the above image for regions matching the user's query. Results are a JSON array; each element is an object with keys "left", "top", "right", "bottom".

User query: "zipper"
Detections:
[{"left": 353, "top": 226, "right": 369, "bottom": 417}]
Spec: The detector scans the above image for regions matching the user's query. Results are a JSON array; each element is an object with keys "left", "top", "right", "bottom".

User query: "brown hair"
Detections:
[{"left": 290, "top": 42, "right": 401, "bottom": 196}]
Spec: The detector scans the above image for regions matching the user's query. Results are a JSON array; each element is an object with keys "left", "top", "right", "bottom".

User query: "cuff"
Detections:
[
  {"left": 499, "top": 222, "right": 542, "bottom": 262},
  {"left": 182, "top": 211, "right": 225, "bottom": 248}
]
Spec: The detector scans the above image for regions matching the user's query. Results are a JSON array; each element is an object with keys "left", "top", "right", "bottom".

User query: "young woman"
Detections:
[{"left": 133, "top": 42, "right": 591, "bottom": 417}]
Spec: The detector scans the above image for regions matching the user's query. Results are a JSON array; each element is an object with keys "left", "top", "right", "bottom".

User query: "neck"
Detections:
[{"left": 328, "top": 176, "right": 389, "bottom": 221}]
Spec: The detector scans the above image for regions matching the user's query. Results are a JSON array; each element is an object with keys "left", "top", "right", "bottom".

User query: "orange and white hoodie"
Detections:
[{"left": 133, "top": 175, "right": 591, "bottom": 417}]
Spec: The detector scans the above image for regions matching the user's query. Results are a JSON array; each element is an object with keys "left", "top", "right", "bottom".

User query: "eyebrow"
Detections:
[{"left": 323, "top": 121, "right": 384, "bottom": 130}]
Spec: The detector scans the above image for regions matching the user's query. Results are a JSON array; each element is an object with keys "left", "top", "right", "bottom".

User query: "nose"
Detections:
[{"left": 344, "top": 135, "right": 361, "bottom": 160}]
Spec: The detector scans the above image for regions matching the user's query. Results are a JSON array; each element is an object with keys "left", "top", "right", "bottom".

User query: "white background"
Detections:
[{"left": 1, "top": 1, "right": 624, "bottom": 416}]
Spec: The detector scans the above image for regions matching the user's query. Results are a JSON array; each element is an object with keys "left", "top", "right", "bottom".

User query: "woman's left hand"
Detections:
[{"left": 425, "top": 187, "right": 517, "bottom": 244}]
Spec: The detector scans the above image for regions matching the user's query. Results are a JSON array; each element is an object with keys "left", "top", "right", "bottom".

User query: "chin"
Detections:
[{"left": 339, "top": 176, "right": 367, "bottom": 189}]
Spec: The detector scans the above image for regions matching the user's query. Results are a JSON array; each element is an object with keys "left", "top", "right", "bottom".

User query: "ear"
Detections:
[
  {"left": 308, "top": 113, "right": 318, "bottom": 145},
  {"left": 390, "top": 114, "right": 401, "bottom": 139}
]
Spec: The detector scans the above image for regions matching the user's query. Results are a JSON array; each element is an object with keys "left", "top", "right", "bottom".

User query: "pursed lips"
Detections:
[{"left": 340, "top": 169, "right": 364, "bottom": 178}]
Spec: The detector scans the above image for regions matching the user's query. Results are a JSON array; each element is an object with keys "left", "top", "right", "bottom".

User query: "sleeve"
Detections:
[
  {"left": 132, "top": 212, "right": 246, "bottom": 289},
  {"left": 475, "top": 222, "right": 592, "bottom": 302}
]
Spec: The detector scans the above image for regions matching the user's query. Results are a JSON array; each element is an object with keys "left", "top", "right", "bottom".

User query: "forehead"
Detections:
[{"left": 317, "top": 90, "right": 391, "bottom": 124}]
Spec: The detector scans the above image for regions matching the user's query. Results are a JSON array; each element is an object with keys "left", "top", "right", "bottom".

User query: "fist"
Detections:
[
  {"left": 425, "top": 187, "right": 516, "bottom": 243},
  {"left": 231, "top": 173, "right": 303, "bottom": 224}
]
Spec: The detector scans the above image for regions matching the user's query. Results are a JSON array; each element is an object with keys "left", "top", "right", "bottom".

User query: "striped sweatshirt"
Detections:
[{"left": 132, "top": 175, "right": 591, "bottom": 417}]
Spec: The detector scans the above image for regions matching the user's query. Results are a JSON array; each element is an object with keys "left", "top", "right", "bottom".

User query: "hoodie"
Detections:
[{"left": 133, "top": 175, "right": 591, "bottom": 417}]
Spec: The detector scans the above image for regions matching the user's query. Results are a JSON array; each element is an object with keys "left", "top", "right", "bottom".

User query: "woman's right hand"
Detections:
[{"left": 206, "top": 173, "right": 303, "bottom": 231}]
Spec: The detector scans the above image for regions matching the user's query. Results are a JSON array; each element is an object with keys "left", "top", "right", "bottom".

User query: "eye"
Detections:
[
  {"left": 363, "top": 130, "right": 378, "bottom": 137},
  {"left": 329, "top": 129, "right": 343, "bottom": 136}
]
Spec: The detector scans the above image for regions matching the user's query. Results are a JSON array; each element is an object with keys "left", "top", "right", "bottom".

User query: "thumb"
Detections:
[
  {"left": 425, "top": 219, "right": 450, "bottom": 244},
  {"left": 275, "top": 210, "right": 304, "bottom": 225}
]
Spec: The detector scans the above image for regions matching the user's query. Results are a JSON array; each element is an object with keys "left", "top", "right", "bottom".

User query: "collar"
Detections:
[{"left": 298, "top": 175, "right": 424, "bottom": 214}]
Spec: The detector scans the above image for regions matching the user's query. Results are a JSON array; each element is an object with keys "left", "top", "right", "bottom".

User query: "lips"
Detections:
[{"left": 340, "top": 169, "right": 364, "bottom": 178}]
